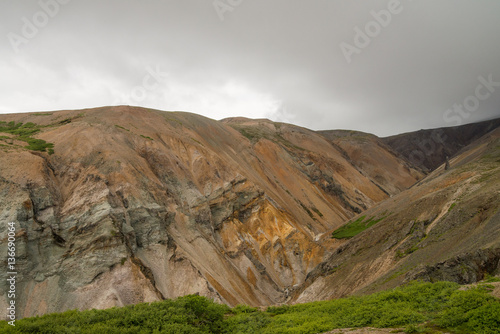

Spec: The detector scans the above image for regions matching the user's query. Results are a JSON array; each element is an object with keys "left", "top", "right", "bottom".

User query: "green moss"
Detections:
[
  {"left": 332, "top": 215, "right": 387, "bottom": 239},
  {"left": 448, "top": 203, "right": 456, "bottom": 212},
  {"left": 230, "top": 124, "right": 304, "bottom": 150},
  {"left": 0, "top": 121, "right": 55, "bottom": 153},
  {"left": 24, "top": 138, "right": 54, "bottom": 152},
  {"left": 140, "top": 134, "right": 153, "bottom": 140}
]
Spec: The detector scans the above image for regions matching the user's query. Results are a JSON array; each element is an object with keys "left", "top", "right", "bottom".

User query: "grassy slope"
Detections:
[{"left": 1, "top": 281, "right": 499, "bottom": 334}]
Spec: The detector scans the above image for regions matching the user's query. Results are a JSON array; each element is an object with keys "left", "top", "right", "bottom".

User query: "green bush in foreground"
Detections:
[{"left": 1, "top": 281, "right": 499, "bottom": 333}]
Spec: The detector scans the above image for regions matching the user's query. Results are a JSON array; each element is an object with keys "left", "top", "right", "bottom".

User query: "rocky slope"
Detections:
[
  {"left": 317, "top": 130, "right": 424, "bottom": 196},
  {"left": 294, "top": 126, "right": 500, "bottom": 303},
  {"left": 0, "top": 106, "right": 421, "bottom": 318}
]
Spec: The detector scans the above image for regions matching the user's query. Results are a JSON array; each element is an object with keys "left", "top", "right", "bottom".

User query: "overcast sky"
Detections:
[{"left": 1, "top": 0, "right": 499, "bottom": 136}]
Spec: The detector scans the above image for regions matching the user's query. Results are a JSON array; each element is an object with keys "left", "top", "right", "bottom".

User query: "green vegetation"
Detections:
[
  {"left": 1, "top": 281, "right": 499, "bottom": 333},
  {"left": 300, "top": 203, "right": 315, "bottom": 219},
  {"left": 192, "top": 137, "right": 204, "bottom": 146},
  {"left": 332, "top": 215, "right": 386, "bottom": 239},
  {"left": 115, "top": 125, "right": 130, "bottom": 131},
  {"left": 311, "top": 207, "right": 323, "bottom": 217},
  {"left": 482, "top": 273, "right": 500, "bottom": 283},
  {"left": 448, "top": 202, "right": 456, "bottom": 212},
  {"left": 0, "top": 121, "right": 54, "bottom": 152},
  {"left": 115, "top": 124, "right": 153, "bottom": 141}
]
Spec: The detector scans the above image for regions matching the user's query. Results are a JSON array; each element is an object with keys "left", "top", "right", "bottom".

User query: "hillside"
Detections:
[
  {"left": 317, "top": 130, "right": 424, "bottom": 196},
  {"left": 0, "top": 106, "right": 499, "bottom": 321},
  {"left": 295, "top": 126, "right": 500, "bottom": 303},
  {"left": 0, "top": 106, "right": 419, "bottom": 318}
]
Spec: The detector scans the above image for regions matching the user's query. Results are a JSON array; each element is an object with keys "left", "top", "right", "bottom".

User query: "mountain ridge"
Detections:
[{"left": 0, "top": 106, "right": 498, "bottom": 319}]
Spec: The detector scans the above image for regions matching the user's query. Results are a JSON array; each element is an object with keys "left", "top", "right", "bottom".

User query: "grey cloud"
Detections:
[{"left": 0, "top": 0, "right": 499, "bottom": 136}]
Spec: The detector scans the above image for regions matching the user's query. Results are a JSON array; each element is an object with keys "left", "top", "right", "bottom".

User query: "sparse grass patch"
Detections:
[
  {"left": 230, "top": 125, "right": 305, "bottom": 150},
  {"left": 448, "top": 203, "right": 456, "bottom": 212},
  {"left": 140, "top": 134, "right": 153, "bottom": 140},
  {"left": 24, "top": 138, "right": 54, "bottom": 152},
  {"left": 192, "top": 137, "right": 204, "bottom": 145},
  {"left": 115, "top": 125, "right": 130, "bottom": 131},
  {"left": 0, "top": 121, "right": 55, "bottom": 152},
  {"left": 300, "top": 203, "right": 315, "bottom": 219},
  {"left": 332, "top": 215, "right": 386, "bottom": 239},
  {"left": 311, "top": 207, "right": 323, "bottom": 217}
]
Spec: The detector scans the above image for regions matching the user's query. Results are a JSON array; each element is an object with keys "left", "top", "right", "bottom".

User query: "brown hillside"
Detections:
[
  {"left": 0, "top": 106, "right": 418, "bottom": 318},
  {"left": 295, "top": 127, "right": 500, "bottom": 303}
]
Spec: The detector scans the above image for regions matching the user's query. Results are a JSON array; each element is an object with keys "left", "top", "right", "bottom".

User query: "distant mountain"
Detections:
[
  {"left": 381, "top": 118, "right": 500, "bottom": 172},
  {"left": 0, "top": 106, "right": 498, "bottom": 319}
]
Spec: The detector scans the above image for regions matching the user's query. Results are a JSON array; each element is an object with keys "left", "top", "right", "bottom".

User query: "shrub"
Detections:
[{"left": 1, "top": 281, "right": 499, "bottom": 333}]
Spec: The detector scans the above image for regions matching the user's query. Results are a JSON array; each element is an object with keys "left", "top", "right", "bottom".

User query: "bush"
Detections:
[{"left": 1, "top": 281, "right": 499, "bottom": 333}]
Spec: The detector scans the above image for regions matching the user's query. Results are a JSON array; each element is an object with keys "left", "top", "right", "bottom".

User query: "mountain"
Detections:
[
  {"left": 0, "top": 106, "right": 498, "bottom": 319},
  {"left": 0, "top": 106, "right": 419, "bottom": 318},
  {"left": 295, "top": 126, "right": 500, "bottom": 303},
  {"left": 381, "top": 118, "right": 500, "bottom": 172}
]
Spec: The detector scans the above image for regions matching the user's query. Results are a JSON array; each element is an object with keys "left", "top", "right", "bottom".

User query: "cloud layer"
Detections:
[{"left": 1, "top": 0, "right": 499, "bottom": 136}]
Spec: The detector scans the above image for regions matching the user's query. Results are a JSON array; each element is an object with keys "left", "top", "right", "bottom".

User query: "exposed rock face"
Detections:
[
  {"left": 405, "top": 248, "right": 500, "bottom": 284},
  {"left": 317, "top": 130, "right": 424, "bottom": 195},
  {"left": 294, "top": 127, "right": 500, "bottom": 303},
  {"left": 0, "top": 107, "right": 420, "bottom": 318}
]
